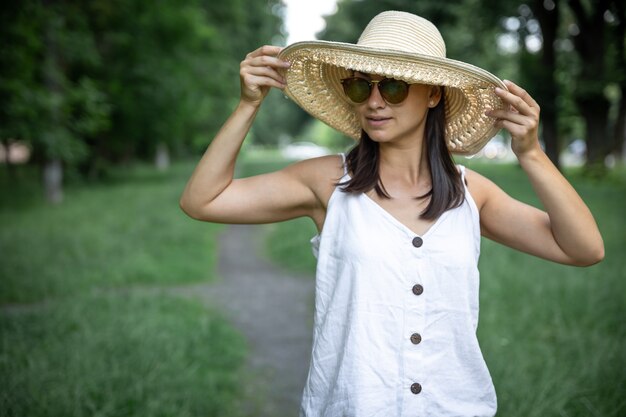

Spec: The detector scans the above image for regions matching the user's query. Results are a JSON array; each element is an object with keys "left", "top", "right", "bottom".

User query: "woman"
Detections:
[{"left": 180, "top": 11, "right": 603, "bottom": 417}]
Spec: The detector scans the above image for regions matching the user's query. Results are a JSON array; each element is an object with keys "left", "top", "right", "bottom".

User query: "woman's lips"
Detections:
[{"left": 366, "top": 115, "right": 391, "bottom": 127}]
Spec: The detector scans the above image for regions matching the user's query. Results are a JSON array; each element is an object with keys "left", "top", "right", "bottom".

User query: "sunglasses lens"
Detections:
[
  {"left": 341, "top": 77, "right": 410, "bottom": 104},
  {"left": 342, "top": 78, "right": 371, "bottom": 103},
  {"left": 379, "top": 79, "right": 409, "bottom": 104}
]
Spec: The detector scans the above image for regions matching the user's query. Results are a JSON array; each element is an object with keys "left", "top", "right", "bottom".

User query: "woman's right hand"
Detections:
[{"left": 239, "top": 45, "right": 290, "bottom": 107}]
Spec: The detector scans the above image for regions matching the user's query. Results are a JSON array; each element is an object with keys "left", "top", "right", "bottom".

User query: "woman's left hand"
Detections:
[{"left": 486, "top": 80, "right": 541, "bottom": 158}]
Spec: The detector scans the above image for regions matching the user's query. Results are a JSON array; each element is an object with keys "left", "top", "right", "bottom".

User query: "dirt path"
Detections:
[{"left": 174, "top": 224, "right": 315, "bottom": 417}]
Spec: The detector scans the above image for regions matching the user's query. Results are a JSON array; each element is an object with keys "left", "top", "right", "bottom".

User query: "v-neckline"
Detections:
[
  {"left": 337, "top": 160, "right": 450, "bottom": 238},
  {"left": 360, "top": 192, "right": 449, "bottom": 238}
]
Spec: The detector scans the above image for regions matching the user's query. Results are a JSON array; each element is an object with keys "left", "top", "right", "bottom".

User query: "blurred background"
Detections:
[{"left": 1, "top": 0, "right": 624, "bottom": 416}]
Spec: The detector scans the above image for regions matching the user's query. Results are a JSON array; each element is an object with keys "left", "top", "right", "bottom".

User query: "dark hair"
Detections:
[{"left": 339, "top": 88, "right": 464, "bottom": 220}]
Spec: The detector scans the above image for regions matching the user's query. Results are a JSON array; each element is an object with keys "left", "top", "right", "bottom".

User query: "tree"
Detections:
[
  {"left": 565, "top": 0, "right": 620, "bottom": 172},
  {"left": 1, "top": 1, "right": 110, "bottom": 202},
  {"left": 1, "top": 0, "right": 286, "bottom": 201},
  {"left": 609, "top": 0, "right": 625, "bottom": 160},
  {"left": 530, "top": 0, "right": 561, "bottom": 168}
]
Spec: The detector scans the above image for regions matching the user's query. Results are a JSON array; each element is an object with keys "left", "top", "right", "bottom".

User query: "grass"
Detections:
[
  {"left": 0, "top": 162, "right": 247, "bottom": 417},
  {"left": 0, "top": 163, "right": 222, "bottom": 303},
  {"left": 467, "top": 163, "right": 626, "bottom": 417},
  {"left": 241, "top": 153, "right": 626, "bottom": 417},
  {"left": 1, "top": 292, "right": 246, "bottom": 417}
]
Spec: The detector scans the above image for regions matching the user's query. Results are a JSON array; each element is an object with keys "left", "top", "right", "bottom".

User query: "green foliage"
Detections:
[
  {"left": 0, "top": 1, "right": 106, "bottom": 165},
  {"left": 1, "top": 0, "right": 285, "bottom": 175},
  {"left": 252, "top": 89, "right": 312, "bottom": 146},
  {"left": 299, "top": 119, "right": 354, "bottom": 151}
]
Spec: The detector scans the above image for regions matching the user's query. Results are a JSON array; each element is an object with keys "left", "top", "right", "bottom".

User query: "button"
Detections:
[
  {"left": 412, "top": 284, "right": 424, "bottom": 295},
  {"left": 410, "top": 333, "right": 422, "bottom": 345},
  {"left": 412, "top": 237, "right": 423, "bottom": 247},
  {"left": 411, "top": 383, "right": 422, "bottom": 394}
]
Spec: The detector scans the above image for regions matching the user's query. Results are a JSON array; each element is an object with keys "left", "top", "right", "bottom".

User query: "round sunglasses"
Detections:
[{"left": 340, "top": 77, "right": 411, "bottom": 104}]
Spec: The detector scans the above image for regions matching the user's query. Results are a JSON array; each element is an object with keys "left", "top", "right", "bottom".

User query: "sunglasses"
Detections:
[{"left": 340, "top": 77, "right": 411, "bottom": 104}]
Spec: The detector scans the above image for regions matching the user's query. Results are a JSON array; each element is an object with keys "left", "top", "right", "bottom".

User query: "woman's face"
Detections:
[{"left": 351, "top": 72, "right": 440, "bottom": 145}]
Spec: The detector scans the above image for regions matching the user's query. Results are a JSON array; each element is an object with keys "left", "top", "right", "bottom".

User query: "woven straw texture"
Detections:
[{"left": 278, "top": 11, "right": 507, "bottom": 155}]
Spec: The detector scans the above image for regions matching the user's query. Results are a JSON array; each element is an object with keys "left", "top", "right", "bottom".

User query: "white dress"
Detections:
[{"left": 301, "top": 157, "right": 497, "bottom": 416}]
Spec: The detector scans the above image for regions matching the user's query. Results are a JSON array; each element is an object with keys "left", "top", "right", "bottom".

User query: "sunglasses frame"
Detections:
[{"left": 340, "top": 76, "right": 411, "bottom": 104}]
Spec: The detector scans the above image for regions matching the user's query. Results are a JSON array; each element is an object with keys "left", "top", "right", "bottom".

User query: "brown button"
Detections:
[
  {"left": 410, "top": 383, "right": 422, "bottom": 394},
  {"left": 410, "top": 333, "right": 422, "bottom": 345},
  {"left": 412, "top": 284, "right": 424, "bottom": 295},
  {"left": 412, "top": 237, "right": 423, "bottom": 247}
]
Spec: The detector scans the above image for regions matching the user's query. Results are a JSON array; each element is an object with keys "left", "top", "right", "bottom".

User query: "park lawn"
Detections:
[
  {"left": 1, "top": 292, "right": 246, "bottom": 417},
  {"left": 243, "top": 154, "right": 626, "bottom": 417},
  {"left": 0, "top": 163, "right": 222, "bottom": 303},
  {"left": 0, "top": 162, "right": 247, "bottom": 417}
]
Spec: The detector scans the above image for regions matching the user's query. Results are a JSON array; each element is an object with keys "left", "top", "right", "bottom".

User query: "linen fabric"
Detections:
[{"left": 302, "top": 157, "right": 497, "bottom": 416}]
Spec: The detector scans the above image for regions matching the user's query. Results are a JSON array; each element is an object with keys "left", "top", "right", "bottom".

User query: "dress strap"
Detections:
[
  {"left": 457, "top": 164, "right": 468, "bottom": 187},
  {"left": 339, "top": 153, "right": 348, "bottom": 176}
]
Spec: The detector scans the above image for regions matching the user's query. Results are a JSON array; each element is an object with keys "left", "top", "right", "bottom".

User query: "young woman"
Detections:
[{"left": 180, "top": 11, "right": 603, "bottom": 417}]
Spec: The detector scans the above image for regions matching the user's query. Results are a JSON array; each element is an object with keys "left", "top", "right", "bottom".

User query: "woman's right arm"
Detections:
[{"left": 179, "top": 45, "right": 334, "bottom": 226}]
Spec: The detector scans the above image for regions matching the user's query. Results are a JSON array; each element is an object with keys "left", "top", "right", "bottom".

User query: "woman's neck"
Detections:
[{"left": 378, "top": 141, "right": 430, "bottom": 189}]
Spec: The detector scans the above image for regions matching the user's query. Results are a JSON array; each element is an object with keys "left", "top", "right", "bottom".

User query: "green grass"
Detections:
[
  {"left": 0, "top": 162, "right": 247, "bottom": 416},
  {"left": 0, "top": 163, "right": 222, "bottom": 304},
  {"left": 468, "top": 163, "right": 626, "bottom": 417},
  {"left": 1, "top": 292, "right": 246, "bottom": 417},
  {"left": 245, "top": 155, "right": 626, "bottom": 417}
]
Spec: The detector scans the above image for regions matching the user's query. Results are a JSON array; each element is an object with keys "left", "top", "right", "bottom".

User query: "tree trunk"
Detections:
[
  {"left": 567, "top": 0, "right": 612, "bottom": 173},
  {"left": 532, "top": 0, "right": 560, "bottom": 169},
  {"left": 42, "top": 0, "right": 65, "bottom": 202},
  {"left": 578, "top": 95, "right": 611, "bottom": 171},
  {"left": 43, "top": 158, "right": 63, "bottom": 203},
  {"left": 155, "top": 142, "right": 170, "bottom": 171},
  {"left": 615, "top": 84, "right": 626, "bottom": 162},
  {"left": 612, "top": 0, "right": 625, "bottom": 162},
  {"left": 1, "top": 139, "right": 16, "bottom": 180}
]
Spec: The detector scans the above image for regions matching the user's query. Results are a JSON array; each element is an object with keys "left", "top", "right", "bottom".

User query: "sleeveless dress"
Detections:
[{"left": 301, "top": 156, "right": 497, "bottom": 417}]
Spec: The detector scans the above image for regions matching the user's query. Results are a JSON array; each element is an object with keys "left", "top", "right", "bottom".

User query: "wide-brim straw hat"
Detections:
[{"left": 277, "top": 11, "right": 507, "bottom": 155}]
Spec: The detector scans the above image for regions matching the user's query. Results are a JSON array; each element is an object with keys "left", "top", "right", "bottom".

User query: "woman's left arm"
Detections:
[{"left": 475, "top": 80, "right": 604, "bottom": 266}]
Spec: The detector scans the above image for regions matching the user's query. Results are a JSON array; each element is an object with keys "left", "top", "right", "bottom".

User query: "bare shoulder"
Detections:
[
  {"left": 462, "top": 167, "right": 506, "bottom": 211},
  {"left": 283, "top": 153, "right": 346, "bottom": 206}
]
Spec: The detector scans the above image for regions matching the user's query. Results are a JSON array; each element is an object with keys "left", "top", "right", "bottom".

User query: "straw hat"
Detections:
[{"left": 277, "top": 11, "right": 507, "bottom": 155}]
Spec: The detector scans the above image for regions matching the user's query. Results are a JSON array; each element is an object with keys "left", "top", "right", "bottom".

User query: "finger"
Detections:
[
  {"left": 494, "top": 87, "right": 535, "bottom": 117},
  {"left": 503, "top": 80, "right": 539, "bottom": 108},
  {"left": 242, "top": 73, "right": 285, "bottom": 91},
  {"left": 247, "top": 45, "right": 284, "bottom": 59},
  {"left": 495, "top": 120, "right": 534, "bottom": 140},
  {"left": 496, "top": 119, "right": 532, "bottom": 138},
  {"left": 245, "top": 54, "right": 291, "bottom": 70},
  {"left": 503, "top": 80, "right": 540, "bottom": 109},
  {"left": 486, "top": 109, "right": 528, "bottom": 125},
  {"left": 241, "top": 65, "right": 286, "bottom": 85}
]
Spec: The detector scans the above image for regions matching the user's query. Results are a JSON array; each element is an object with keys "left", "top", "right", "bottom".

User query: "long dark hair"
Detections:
[{"left": 339, "top": 88, "right": 464, "bottom": 220}]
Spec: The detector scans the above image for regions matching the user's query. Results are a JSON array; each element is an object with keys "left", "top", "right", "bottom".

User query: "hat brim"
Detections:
[{"left": 278, "top": 41, "right": 507, "bottom": 155}]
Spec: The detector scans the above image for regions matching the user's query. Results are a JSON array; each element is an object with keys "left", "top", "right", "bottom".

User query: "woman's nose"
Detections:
[{"left": 366, "top": 82, "right": 386, "bottom": 108}]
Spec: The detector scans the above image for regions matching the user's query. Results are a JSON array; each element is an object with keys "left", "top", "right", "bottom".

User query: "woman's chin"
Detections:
[{"left": 364, "top": 129, "right": 391, "bottom": 143}]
